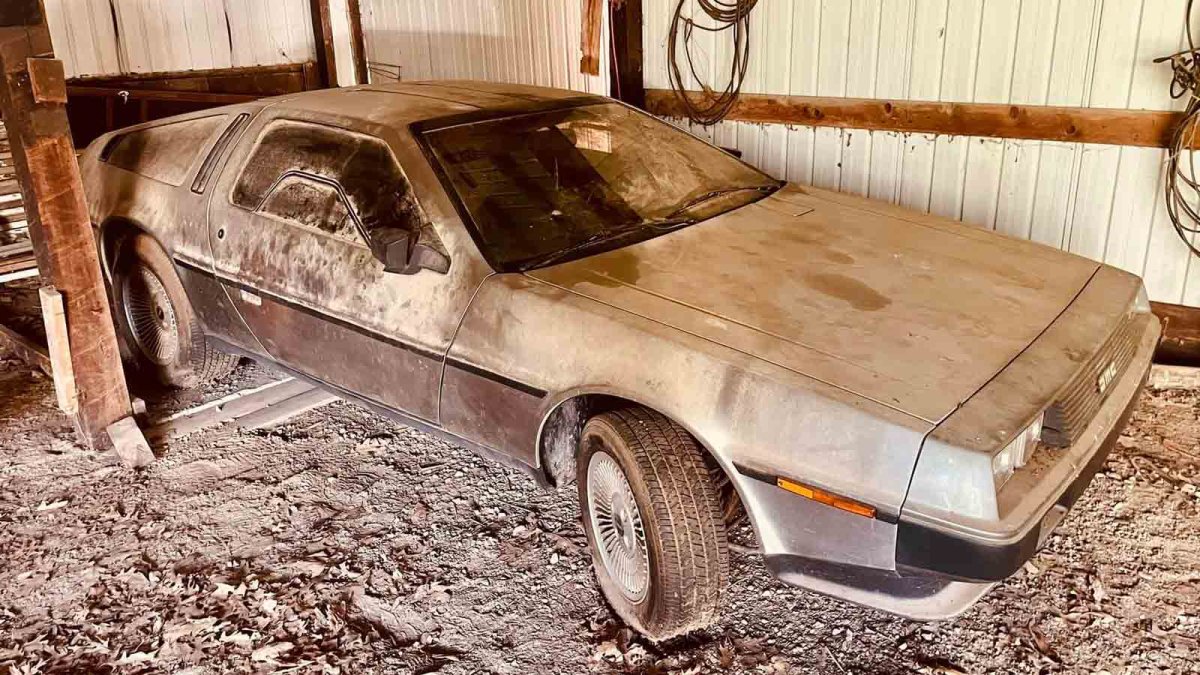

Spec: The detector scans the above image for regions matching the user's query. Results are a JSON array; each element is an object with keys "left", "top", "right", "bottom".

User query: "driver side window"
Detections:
[
  {"left": 232, "top": 119, "right": 427, "bottom": 240},
  {"left": 258, "top": 174, "right": 361, "bottom": 243}
]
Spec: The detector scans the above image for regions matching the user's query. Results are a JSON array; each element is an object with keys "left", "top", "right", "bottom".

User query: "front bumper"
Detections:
[
  {"left": 894, "top": 373, "right": 1142, "bottom": 582},
  {"left": 751, "top": 310, "right": 1158, "bottom": 621}
]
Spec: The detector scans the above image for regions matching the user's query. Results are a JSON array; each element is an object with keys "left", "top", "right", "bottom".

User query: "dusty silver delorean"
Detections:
[{"left": 79, "top": 81, "right": 1161, "bottom": 640}]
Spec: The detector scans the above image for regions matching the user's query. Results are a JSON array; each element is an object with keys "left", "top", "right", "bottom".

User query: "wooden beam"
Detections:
[
  {"left": 609, "top": 0, "right": 644, "bottom": 107},
  {"left": 0, "top": 252, "right": 36, "bottom": 276},
  {"left": 0, "top": 7, "right": 134, "bottom": 447},
  {"left": 67, "top": 62, "right": 317, "bottom": 94},
  {"left": 580, "top": 0, "right": 603, "bottom": 77},
  {"left": 309, "top": 0, "right": 338, "bottom": 88},
  {"left": 346, "top": 0, "right": 368, "bottom": 85},
  {"left": 1152, "top": 302, "right": 1200, "bottom": 366},
  {"left": 0, "top": 319, "right": 50, "bottom": 373},
  {"left": 646, "top": 90, "right": 1190, "bottom": 148},
  {"left": 63, "top": 63, "right": 320, "bottom": 148},
  {"left": 66, "top": 86, "right": 259, "bottom": 105}
]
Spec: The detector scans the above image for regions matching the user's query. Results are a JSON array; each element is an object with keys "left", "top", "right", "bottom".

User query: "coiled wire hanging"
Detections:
[
  {"left": 1158, "top": 0, "right": 1200, "bottom": 257},
  {"left": 667, "top": 0, "right": 759, "bottom": 126}
]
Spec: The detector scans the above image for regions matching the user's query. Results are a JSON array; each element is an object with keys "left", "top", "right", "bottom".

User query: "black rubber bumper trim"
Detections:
[{"left": 895, "top": 381, "right": 1143, "bottom": 583}]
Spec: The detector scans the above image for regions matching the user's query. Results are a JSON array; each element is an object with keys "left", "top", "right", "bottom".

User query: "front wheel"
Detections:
[
  {"left": 111, "top": 233, "right": 239, "bottom": 389},
  {"left": 578, "top": 408, "right": 730, "bottom": 641}
]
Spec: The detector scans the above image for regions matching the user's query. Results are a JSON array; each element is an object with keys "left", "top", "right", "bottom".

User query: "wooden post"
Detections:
[
  {"left": 580, "top": 0, "right": 603, "bottom": 77},
  {"left": 309, "top": 0, "right": 339, "bottom": 88},
  {"left": 609, "top": 0, "right": 644, "bottom": 108},
  {"left": 0, "top": 1, "right": 134, "bottom": 448},
  {"left": 346, "top": 0, "right": 368, "bottom": 85}
]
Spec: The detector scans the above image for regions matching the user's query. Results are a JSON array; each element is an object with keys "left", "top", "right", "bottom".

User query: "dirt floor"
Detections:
[{"left": 1, "top": 339, "right": 1199, "bottom": 674}]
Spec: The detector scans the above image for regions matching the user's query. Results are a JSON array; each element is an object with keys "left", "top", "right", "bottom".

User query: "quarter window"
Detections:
[
  {"left": 103, "top": 115, "right": 226, "bottom": 186},
  {"left": 232, "top": 120, "right": 425, "bottom": 237}
]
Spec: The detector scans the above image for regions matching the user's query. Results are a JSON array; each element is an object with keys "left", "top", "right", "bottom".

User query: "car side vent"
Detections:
[{"left": 192, "top": 112, "right": 250, "bottom": 194}]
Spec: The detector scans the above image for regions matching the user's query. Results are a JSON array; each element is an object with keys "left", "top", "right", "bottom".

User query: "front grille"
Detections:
[{"left": 1041, "top": 312, "right": 1142, "bottom": 447}]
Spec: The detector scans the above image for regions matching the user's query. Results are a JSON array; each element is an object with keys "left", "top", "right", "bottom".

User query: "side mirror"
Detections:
[{"left": 371, "top": 227, "right": 450, "bottom": 275}]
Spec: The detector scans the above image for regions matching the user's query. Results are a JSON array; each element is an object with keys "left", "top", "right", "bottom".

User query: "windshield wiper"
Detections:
[
  {"left": 664, "top": 184, "right": 780, "bottom": 220},
  {"left": 641, "top": 215, "right": 696, "bottom": 230},
  {"left": 523, "top": 228, "right": 643, "bottom": 270}
]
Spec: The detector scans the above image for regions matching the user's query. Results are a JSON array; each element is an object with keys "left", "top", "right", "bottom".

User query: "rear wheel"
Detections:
[
  {"left": 578, "top": 407, "right": 730, "bottom": 641},
  {"left": 111, "top": 233, "right": 238, "bottom": 388}
]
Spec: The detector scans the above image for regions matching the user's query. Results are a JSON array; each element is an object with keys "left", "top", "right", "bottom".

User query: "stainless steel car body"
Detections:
[{"left": 79, "top": 81, "right": 1161, "bottom": 620}]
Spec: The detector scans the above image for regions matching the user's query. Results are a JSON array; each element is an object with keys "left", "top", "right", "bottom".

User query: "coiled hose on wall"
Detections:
[
  {"left": 1159, "top": 0, "right": 1200, "bottom": 257},
  {"left": 666, "top": 0, "right": 759, "bottom": 126}
]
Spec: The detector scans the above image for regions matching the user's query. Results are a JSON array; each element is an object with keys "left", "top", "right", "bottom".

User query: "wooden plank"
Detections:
[
  {"left": 609, "top": 0, "right": 643, "bottom": 107},
  {"left": 1152, "top": 301, "right": 1200, "bottom": 366},
  {"left": 1149, "top": 364, "right": 1200, "bottom": 390},
  {"left": 235, "top": 387, "right": 340, "bottom": 431},
  {"left": 145, "top": 376, "right": 340, "bottom": 440},
  {"left": 0, "top": 251, "right": 36, "bottom": 274},
  {"left": 146, "top": 378, "right": 315, "bottom": 440},
  {"left": 0, "top": 219, "right": 27, "bottom": 234},
  {"left": 0, "top": 320, "right": 50, "bottom": 373},
  {"left": 644, "top": 90, "right": 1194, "bottom": 149},
  {"left": 147, "top": 379, "right": 309, "bottom": 425},
  {"left": 38, "top": 286, "right": 77, "bottom": 415},
  {"left": 0, "top": 266, "right": 37, "bottom": 283},
  {"left": 309, "top": 0, "right": 338, "bottom": 88},
  {"left": 580, "top": 0, "right": 603, "bottom": 76},
  {"left": 0, "top": 239, "right": 31, "bottom": 257}
]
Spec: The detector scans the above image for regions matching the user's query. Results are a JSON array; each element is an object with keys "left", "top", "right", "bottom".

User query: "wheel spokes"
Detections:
[
  {"left": 587, "top": 450, "right": 650, "bottom": 604},
  {"left": 122, "top": 265, "right": 180, "bottom": 365}
]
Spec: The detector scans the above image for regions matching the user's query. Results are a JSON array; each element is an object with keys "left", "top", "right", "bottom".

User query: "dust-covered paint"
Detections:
[{"left": 78, "top": 81, "right": 1160, "bottom": 623}]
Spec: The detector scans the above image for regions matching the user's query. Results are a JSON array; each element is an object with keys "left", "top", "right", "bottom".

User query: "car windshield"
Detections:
[{"left": 420, "top": 102, "right": 780, "bottom": 271}]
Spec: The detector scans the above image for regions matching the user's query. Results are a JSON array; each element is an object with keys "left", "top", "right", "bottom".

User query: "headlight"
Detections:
[
  {"left": 1133, "top": 285, "right": 1151, "bottom": 314},
  {"left": 993, "top": 411, "right": 1044, "bottom": 489}
]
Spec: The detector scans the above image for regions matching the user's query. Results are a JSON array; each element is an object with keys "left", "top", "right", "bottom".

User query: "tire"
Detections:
[
  {"left": 577, "top": 407, "right": 730, "bottom": 641},
  {"left": 110, "top": 233, "right": 239, "bottom": 389}
]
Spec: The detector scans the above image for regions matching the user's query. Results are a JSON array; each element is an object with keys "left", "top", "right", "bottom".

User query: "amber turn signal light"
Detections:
[{"left": 776, "top": 477, "right": 877, "bottom": 519}]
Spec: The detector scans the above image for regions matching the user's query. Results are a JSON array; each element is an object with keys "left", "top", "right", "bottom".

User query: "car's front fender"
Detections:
[{"left": 441, "top": 273, "right": 931, "bottom": 568}]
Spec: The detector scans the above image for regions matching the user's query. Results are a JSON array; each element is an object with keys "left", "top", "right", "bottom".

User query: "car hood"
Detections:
[{"left": 526, "top": 185, "right": 1100, "bottom": 423}]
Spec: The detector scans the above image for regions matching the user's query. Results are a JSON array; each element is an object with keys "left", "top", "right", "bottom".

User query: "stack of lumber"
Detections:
[
  {"left": 0, "top": 240, "right": 36, "bottom": 283},
  {"left": 0, "top": 121, "right": 26, "bottom": 239},
  {"left": 0, "top": 119, "right": 36, "bottom": 283}
]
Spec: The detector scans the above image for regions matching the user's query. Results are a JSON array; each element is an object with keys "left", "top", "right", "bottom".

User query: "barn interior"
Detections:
[{"left": 1, "top": 1, "right": 1199, "bottom": 673}]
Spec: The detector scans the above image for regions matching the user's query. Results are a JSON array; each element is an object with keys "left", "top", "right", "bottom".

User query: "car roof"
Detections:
[{"left": 270, "top": 80, "right": 607, "bottom": 129}]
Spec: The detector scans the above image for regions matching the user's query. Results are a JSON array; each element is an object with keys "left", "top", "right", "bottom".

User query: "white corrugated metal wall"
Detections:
[
  {"left": 646, "top": 0, "right": 1200, "bottom": 308},
  {"left": 360, "top": 0, "right": 610, "bottom": 95},
  {"left": 44, "top": 0, "right": 317, "bottom": 77}
]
